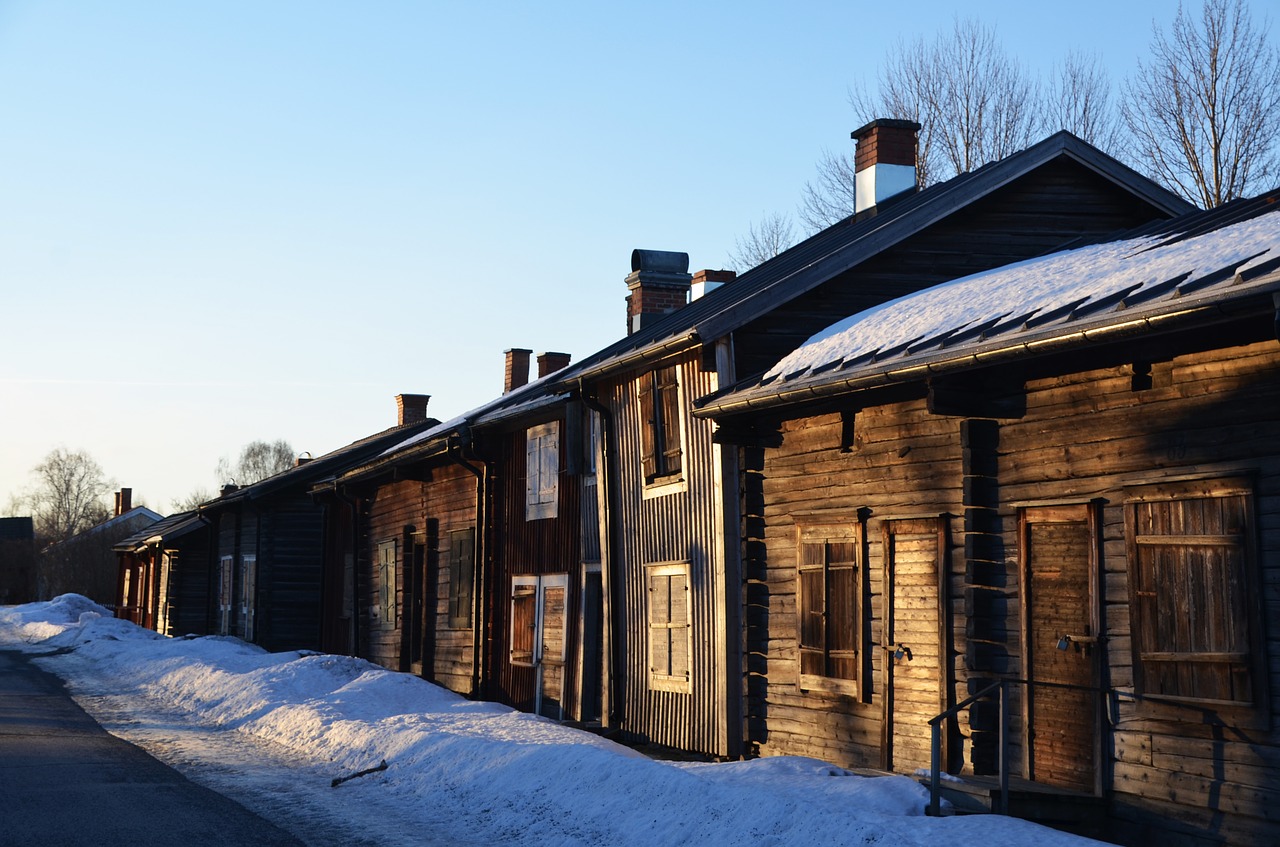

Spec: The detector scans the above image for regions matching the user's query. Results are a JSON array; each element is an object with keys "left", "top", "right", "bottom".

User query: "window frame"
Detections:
[
  {"left": 447, "top": 527, "right": 475, "bottom": 630},
  {"left": 526, "top": 421, "right": 560, "bottom": 521},
  {"left": 376, "top": 539, "right": 398, "bottom": 630},
  {"left": 795, "top": 522, "right": 863, "bottom": 698},
  {"left": 508, "top": 573, "right": 569, "bottom": 668},
  {"left": 1124, "top": 475, "right": 1267, "bottom": 719},
  {"left": 217, "top": 554, "right": 234, "bottom": 636},
  {"left": 239, "top": 554, "right": 257, "bottom": 642},
  {"left": 638, "top": 365, "right": 686, "bottom": 496},
  {"left": 646, "top": 560, "right": 692, "bottom": 693}
]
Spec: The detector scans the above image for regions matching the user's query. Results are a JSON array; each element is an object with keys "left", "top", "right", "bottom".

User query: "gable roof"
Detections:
[
  {"left": 46, "top": 506, "right": 164, "bottom": 552},
  {"left": 331, "top": 370, "right": 572, "bottom": 486},
  {"left": 113, "top": 509, "right": 207, "bottom": 553},
  {"left": 558, "top": 132, "right": 1193, "bottom": 386},
  {"left": 696, "top": 191, "right": 1280, "bottom": 419},
  {"left": 202, "top": 418, "right": 439, "bottom": 509}
]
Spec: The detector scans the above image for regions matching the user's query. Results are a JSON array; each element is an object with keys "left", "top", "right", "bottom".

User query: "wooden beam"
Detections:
[{"left": 927, "top": 377, "right": 1026, "bottom": 419}]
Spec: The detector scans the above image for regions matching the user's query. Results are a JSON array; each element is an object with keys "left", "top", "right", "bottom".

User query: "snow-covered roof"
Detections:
[{"left": 698, "top": 192, "right": 1280, "bottom": 417}]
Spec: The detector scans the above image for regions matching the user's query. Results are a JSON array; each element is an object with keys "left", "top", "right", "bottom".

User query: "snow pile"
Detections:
[{"left": 0, "top": 596, "right": 1106, "bottom": 846}]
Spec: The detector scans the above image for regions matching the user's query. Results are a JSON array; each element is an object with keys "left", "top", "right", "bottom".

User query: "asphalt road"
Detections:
[{"left": 0, "top": 649, "right": 306, "bottom": 847}]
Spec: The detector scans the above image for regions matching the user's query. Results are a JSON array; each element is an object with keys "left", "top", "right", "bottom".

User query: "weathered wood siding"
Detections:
[
  {"left": 999, "top": 340, "right": 1280, "bottom": 846},
  {"left": 606, "top": 351, "right": 736, "bottom": 756},
  {"left": 752, "top": 337, "right": 1280, "bottom": 845},
  {"left": 751, "top": 400, "right": 965, "bottom": 768},
  {"left": 257, "top": 498, "right": 324, "bottom": 652}
]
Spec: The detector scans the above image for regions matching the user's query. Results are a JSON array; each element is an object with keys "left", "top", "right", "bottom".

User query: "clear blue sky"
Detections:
[{"left": 0, "top": 0, "right": 1234, "bottom": 511}]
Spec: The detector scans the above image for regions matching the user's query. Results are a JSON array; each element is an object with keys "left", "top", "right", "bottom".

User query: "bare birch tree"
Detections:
[
  {"left": 216, "top": 439, "right": 296, "bottom": 487},
  {"left": 19, "top": 448, "right": 113, "bottom": 543},
  {"left": 728, "top": 211, "right": 797, "bottom": 271},
  {"left": 1044, "top": 51, "right": 1121, "bottom": 152},
  {"left": 801, "top": 17, "right": 1038, "bottom": 230},
  {"left": 1122, "top": 0, "right": 1280, "bottom": 207}
]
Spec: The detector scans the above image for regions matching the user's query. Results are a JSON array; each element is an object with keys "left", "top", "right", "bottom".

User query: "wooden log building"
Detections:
[{"left": 696, "top": 193, "right": 1280, "bottom": 845}]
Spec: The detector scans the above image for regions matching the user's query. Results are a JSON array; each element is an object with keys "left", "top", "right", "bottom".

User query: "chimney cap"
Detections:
[
  {"left": 631, "top": 249, "right": 689, "bottom": 274},
  {"left": 851, "top": 118, "right": 921, "bottom": 140}
]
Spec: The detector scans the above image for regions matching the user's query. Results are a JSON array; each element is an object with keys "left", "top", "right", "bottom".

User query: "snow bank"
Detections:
[{"left": 1, "top": 597, "right": 1107, "bottom": 846}]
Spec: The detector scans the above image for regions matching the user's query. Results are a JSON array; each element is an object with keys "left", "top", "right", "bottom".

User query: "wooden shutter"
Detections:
[
  {"left": 1128, "top": 489, "right": 1256, "bottom": 705},
  {"left": 377, "top": 540, "right": 397, "bottom": 628},
  {"left": 647, "top": 563, "right": 691, "bottom": 690},
  {"left": 510, "top": 578, "right": 537, "bottom": 666},
  {"left": 448, "top": 528, "right": 475, "bottom": 629},
  {"left": 797, "top": 532, "right": 859, "bottom": 688},
  {"left": 638, "top": 372, "right": 657, "bottom": 481},
  {"left": 657, "top": 366, "right": 682, "bottom": 477}
]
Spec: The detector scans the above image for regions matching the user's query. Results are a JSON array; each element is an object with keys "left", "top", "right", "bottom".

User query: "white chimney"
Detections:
[{"left": 852, "top": 119, "right": 920, "bottom": 214}]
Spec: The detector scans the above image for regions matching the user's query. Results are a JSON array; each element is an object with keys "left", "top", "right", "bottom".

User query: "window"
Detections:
[
  {"left": 1125, "top": 478, "right": 1264, "bottom": 709},
  {"left": 526, "top": 422, "right": 559, "bottom": 520},
  {"left": 376, "top": 539, "right": 397, "bottom": 629},
  {"left": 240, "top": 555, "right": 257, "bottom": 642},
  {"left": 647, "top": 562, "right": 691, "bottom": 692},
  {"left": 639, "top": 365, "right": 682, "bottom": 484},
  {"left": 448, "top": 528, "right": 475, "bottom": 629},
  {"left": 217, "top": 555, "right": 234, "bottom": 635},
  {"left": 508, "top": 573, "right": 568, "bottom": 668},
  {"left": 797, "top": 524, "right": 861, "bottom": 696}
]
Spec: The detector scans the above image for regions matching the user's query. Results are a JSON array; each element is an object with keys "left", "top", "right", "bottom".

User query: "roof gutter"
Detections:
[{"left": 554, "top": 330, "right": 700, "bottom": 388}]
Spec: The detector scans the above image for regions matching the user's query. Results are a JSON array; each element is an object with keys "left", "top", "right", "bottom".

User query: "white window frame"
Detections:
[
  {"left": 217, "top": 555, "right": 234, "bottom": 635},
  {"left": 526, "top": 421, "right": 560, "bottom": 521},
  {"left": 646, "top": 561, "right": 692, "bottom": 693},
  {"left": 508, "top": 573, "right": 569, "bottom": 668}
]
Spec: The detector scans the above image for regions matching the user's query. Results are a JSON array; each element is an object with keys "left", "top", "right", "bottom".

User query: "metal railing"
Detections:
[{"left": 927, "top": 677, "right": 1110, "bottom": 817}]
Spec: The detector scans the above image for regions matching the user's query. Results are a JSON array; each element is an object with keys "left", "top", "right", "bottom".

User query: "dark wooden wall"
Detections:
[
  {"left": 752, "top": 399, "right": 965, "bottom": 767},
  {"left": 487, "top": 420, "right": 581, "bottom": 713},
  {"left": 751, "top": 336, "right": 1280, "bottom": 846},
  {"left": 359, "top": 466, "right": 480, "bottom": 697},
  {"left": 733, "top": 160, "right": 1181, "bottom": 378}
]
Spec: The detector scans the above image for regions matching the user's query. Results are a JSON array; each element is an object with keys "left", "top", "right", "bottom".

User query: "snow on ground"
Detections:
[{"left": 1, "top": 596, "right": 1109, "bottom": 846}]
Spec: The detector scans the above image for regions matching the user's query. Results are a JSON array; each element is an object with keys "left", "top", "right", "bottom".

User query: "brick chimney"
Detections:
[
  {"left": 537, "top": 352, "right": 571, "bottom": 378},
  {"left": 114, "top": 488, "right": 132, "bottom": 517},
  {"left": 852, "top": 119, "right": 921, "bottom": 214},
  {"left": 691, "top": 269, "right": 735, "bottom": 301},
  {"left": 505, "top": 348, "right": 532, "bottom": 393},
  {"left": 625, "top": 249, "right": 692, "bottom": 335},
  {"left": 396, "top": 393, "right": 431, "bottom": 426}
]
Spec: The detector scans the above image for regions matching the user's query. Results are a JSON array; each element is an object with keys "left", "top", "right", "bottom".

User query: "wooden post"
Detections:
[
  {"left": 998, "top": 680, "right": 1010, "bottom": 815},
  {"left": 929, "top": 721, "right": 941, "bottom": 816}
]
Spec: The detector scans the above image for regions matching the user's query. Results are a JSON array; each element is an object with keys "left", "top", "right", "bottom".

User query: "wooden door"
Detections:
[
  {"left": 1021, "top": 504, "right": 1099, "bottom": 793},
  {"left": 882, "top": 517, "right": 947, "bottom": 773}
]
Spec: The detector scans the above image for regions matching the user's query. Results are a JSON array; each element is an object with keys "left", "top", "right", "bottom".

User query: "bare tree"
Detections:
[
  {"left": 728, "top": 211, "right": 797, "bottom": 271},
  {"left": 216, "top": 439, "right": 296, "bottom": 487},
  {"left": 19, "top": 448, "right": 113, "bottom": 543},
  {"left": 1044, "top": 51, "right": 1122, "bottom": 152},
  {"left": 801, "top": 17, "right": 1038, "bottom": 231},
  {"left": 1122, "top": 0, "right": 1280, "bottom": 207},
  {"left": 171, "top": 487, "right": 215, "bottom": 512}
]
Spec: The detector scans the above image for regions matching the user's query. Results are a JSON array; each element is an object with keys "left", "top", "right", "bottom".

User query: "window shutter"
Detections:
[
  {"left": 449, "top": 529, "right": 474, "bottom": 629},
  {"left": 797, "top": 541, "right": 826, "bottom": 676},
  {"left": 539, "top": 429, "right": 558, "bottom": 504},
  {"left": 658, "top": 366, "right": 682, "bottom": 477},
  {"left": 525, "top": 433, "right": 541, "bottom": 509},
  {"left": 510, "top": 580, "right": 537, "bottom": 665},
  {"left": 638, "top": 373, "right": 657, "bottom": 481},
  {"left": 1130, "top": 492, "right": 1255, "bottom": 704}
]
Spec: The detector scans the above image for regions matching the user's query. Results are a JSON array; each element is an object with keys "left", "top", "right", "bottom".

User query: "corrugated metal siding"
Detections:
[
  {"left": 490, "top": 419, "right": 581, "bottom": 714},
  {"left": 610, "top": 352, "right": 729, "bottom": 756}
]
